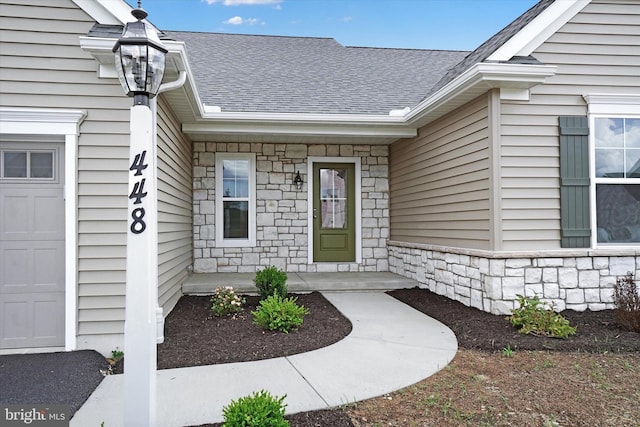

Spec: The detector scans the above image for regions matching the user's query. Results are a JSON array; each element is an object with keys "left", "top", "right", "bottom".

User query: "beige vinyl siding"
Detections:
[
  {"left": 499, "top": 0, "right": 640, "bottom": 251},
  {"left": 0, "top": 0, "right": 132, "bottom": 339},
  {"left": 156, "top": 96, "right": 193, "bottom": 314},
  {"left": 2, "top": 1, "right": 195, "bottom": 341},
  {"left": 390, "top": 95, "right": 491, "bottom": 250}
]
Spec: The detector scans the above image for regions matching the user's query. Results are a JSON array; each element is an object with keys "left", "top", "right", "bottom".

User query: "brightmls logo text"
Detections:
[{"left": 1, "top": 405, "right": 68, "bottom": 426}]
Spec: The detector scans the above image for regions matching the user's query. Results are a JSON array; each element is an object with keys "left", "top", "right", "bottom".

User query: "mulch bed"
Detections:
[
  {"left": 194, "top": 287, "right": 639, "bottom": 427},
  {"left": 121, "top": 287, "right": 639, "bottom": 427},
  {"left": 389, "top": 287, "right": 640, "bottom": 353},
  {"left": 158, "top": 291, "right": 352, "bottom": 370}
]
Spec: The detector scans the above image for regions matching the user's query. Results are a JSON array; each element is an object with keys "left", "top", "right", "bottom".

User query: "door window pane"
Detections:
[
  {"left": 3, "top": 152, "right": 27, "bottom": 178},
  {"left": 30, "top": 152, "right": 54, "bottom": 178},
  {"left": 223, "top": 201, "right": 249, "bottom": 238},
  {"left": 596, "top": 184, "right": 640, "bottom": 244},
  {"left": 320, "top": 168, "right": 347, "bottom": 229}
]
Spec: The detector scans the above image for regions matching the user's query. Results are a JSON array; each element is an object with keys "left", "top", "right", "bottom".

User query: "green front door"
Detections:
[{"left": 313, "top": 162, "right": 356, "bottom": 262}]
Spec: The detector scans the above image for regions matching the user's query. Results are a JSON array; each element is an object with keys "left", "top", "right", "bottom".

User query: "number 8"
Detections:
[{"left": 131, "top": 207, "right": 146, "bottom": 234}]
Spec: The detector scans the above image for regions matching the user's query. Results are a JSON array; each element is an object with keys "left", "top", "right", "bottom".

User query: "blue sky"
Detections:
[{"left": 127, "top": 0, "right": 540, "bottom": 51}]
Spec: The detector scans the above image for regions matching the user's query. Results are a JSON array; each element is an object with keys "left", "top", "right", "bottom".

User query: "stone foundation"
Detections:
[
  {"left": 388, "top": 241, "right": 640, "bottom": 314},
  {"left": 193, "top": 142, "right": 389, "bottom": 273}
]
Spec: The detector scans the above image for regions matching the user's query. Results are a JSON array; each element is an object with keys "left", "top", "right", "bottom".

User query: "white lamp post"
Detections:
[{"left": 113, "top": 2, "right": 167, "bottom": 425}]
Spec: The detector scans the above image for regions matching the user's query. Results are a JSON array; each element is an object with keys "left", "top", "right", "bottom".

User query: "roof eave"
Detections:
[
  {"left": 79, "top": 36, "right": 205, "bottom": 122},
  {"left": 185, "top": 62, "right": 555, "bottom": 143},
  {"left": 184, "top": 112, "right": 417, "bottom": 143},
  {"left": 406, "top": 62, "right": 557, "bottom": 129}
]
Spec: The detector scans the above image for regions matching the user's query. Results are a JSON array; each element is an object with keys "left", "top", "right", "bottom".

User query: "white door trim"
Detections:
[
  {"left": 307, "top": 156, "right": 362, "bottom": 265},
  {"left": 0, "top": 107, "right": 86, "bottom": 351}
]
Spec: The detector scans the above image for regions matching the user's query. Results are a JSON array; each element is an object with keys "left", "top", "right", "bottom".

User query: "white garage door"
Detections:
[{"left": 0, "top": 142, "right": 65, "bottom": 349}]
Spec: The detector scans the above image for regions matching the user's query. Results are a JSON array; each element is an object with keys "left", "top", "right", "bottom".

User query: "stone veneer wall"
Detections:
[
  {"left": 193, "top": 142, "right": 390, "bottom": 273},
  {"left": 388, "top": 241, "right": 640, "bottom": 315}
]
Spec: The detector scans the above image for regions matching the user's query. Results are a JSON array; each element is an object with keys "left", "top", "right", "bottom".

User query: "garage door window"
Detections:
[{"left": 1, "top": 150, "right": 54, "bottom": 180}]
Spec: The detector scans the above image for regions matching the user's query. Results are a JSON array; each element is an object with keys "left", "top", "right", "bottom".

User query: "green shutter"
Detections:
[{"left": 559, "top": 116, "right": 590, "bottom": 248}]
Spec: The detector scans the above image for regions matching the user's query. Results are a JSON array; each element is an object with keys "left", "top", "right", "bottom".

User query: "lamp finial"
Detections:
[{"left": 131, "top": 1, "right": 148, "bottom": 21}]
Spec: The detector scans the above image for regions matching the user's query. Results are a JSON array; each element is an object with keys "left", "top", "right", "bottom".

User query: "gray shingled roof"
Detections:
[
  {"left": 91, "top": 0, "right": 553, "bottom": 115},
  {"left": 165, "top": 31, "right": 468, "bottom": 114},
  {"left": 426, "top": 0, "right": 554, "bottom": 98}
]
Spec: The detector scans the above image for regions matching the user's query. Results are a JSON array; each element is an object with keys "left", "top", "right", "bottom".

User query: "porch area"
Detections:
[{"left": 182, "top": 272, "right": 418, "bottom": 295}]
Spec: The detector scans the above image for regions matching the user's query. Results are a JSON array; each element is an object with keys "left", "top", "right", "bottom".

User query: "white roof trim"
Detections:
[
  {"left": 487, "top": 0, "right": 590, "bottom": 61},
  {"left": 72, "top": 0, "right": 132, "bottom": 25},
  {"left": 406, "top": 62, "right": 556, "bottom": 126},
  {"left": 184, "top": 112, "right": 416, "bottom": 139},
  {"left": 72, "top": 0, "right": 161, "bottom": 32},
  {"left": 200, "top": 110, "right": 407, "bottom": 124}
]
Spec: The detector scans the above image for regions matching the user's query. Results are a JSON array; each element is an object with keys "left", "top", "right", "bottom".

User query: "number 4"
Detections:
[
  {"left": 130, "top": 150, "right": 148, "bottom": 176},
  {"left": 129, "top": 178, "right": 147, "bottom": 204}
]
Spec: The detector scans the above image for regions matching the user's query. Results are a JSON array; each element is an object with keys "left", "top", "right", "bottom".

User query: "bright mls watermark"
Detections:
[{"left": 1, "top": 405, "right": 68, "bottom": 426}]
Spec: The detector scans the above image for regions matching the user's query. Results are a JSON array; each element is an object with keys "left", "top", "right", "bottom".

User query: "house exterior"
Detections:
[{"left": 0, "top": 0, "right": 638, "bottom": 355}]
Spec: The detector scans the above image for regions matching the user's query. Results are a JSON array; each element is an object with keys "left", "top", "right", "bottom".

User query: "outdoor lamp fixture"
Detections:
[
  {"left": 294, "top": 170, "right": 303, "bottom": 190},
  {"left": 112, "top": 1, "right": 167, "bottom": 106},
  {"left": 113, "top": 2, "right": 167, "bottom": 426}
]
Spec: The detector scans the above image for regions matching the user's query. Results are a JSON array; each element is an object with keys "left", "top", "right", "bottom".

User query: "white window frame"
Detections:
[
  {"left": 215, "top": 153, "right": 256, "bottom": 247},
  {"left": 584, "top": 94, "right": 640, "bottom": 248}
]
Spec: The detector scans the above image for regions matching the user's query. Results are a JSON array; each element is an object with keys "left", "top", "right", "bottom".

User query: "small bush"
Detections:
[
  {"left": 222, "top": 389, "right": 289, "bottom": 427},
  {"left": 507, "top": 294, "right": 576, "bottom": 339},
  {"left": 252, "top": 294, "right": 309, "bottom": 333},
  {"left": 614, "top": 272, "right": 640, "bottom": 332},
  {"left": 254, "top": 266, "right": 288, "bottom": 299},
  {"left": 210, "top": 286, "right": 245, "bottom": 317}
]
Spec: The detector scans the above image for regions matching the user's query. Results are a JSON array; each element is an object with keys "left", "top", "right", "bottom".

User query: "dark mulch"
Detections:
[
  {"left": 157, "top": 291, "right": 352, "bottom": 370},
  {"left": 202, "top": 408, "right": 355, "bottom": 427},
  {"left": 0, "top": 350, "right": 107, "bottom": 417},
  {"left": 5, "top": 287, "right": 638, "bottom": 427},
  {"left": 389, "top": 287, "right": 640, "bottom": 353}
]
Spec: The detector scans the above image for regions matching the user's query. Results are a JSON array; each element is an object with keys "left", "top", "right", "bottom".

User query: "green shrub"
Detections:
[
  {"left": 254, "top": 266, "right": 288, "bottom": 299},
  {"left": 252, "top": 294, "right": 309, "bottom": 333},
  {"left": 222, "top": 389, "right": 289, "bottom": 427},
  {"left": 210, "top": 286, "right": 245, "bottom": 317},
  {"left": 507, "top": 294, "right": 576, "bottom": 339},
  {"left": 614, "top": 272, "right": 640, "bottom": 332}
]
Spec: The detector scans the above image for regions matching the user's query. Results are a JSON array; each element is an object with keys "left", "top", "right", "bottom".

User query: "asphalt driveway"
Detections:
[{"left": 0, "top": 350, "right": 107, "bottom": 417}]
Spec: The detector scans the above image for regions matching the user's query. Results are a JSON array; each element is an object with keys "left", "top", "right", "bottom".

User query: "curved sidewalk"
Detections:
[{"left": 71, "top": 292, "right": 457, "bottom": 427}]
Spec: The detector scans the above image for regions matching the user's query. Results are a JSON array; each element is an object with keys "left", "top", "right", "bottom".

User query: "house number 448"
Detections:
[{"left": 129, "top": 150, "right": 149, "bottom": 234}]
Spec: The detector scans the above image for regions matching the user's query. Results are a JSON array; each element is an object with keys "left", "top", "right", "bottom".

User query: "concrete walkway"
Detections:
[
  {"left": 182, "top": 271, "right": 418, "bottom": 294},
  {"left": 71, "top": 292, "right": 457, "bottom": 426}
]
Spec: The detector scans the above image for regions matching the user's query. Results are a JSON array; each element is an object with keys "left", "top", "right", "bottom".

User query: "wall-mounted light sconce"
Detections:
[{"left": 293, "top": 170, "right": 303, "bottom": 190}]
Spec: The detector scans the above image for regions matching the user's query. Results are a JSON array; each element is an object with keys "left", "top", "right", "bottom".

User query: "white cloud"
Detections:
[
  {"left": 223, "top": 16, "right": 260, "bottom": 25},
  {"left": 203, "top": 0, "right": 282, "bottom": 5},
  {"left": 343, "top": 16, "right": 353, "bottom": 22},
  {"left": 224, "top": 16, "right": 244, "bottom": 24}
]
